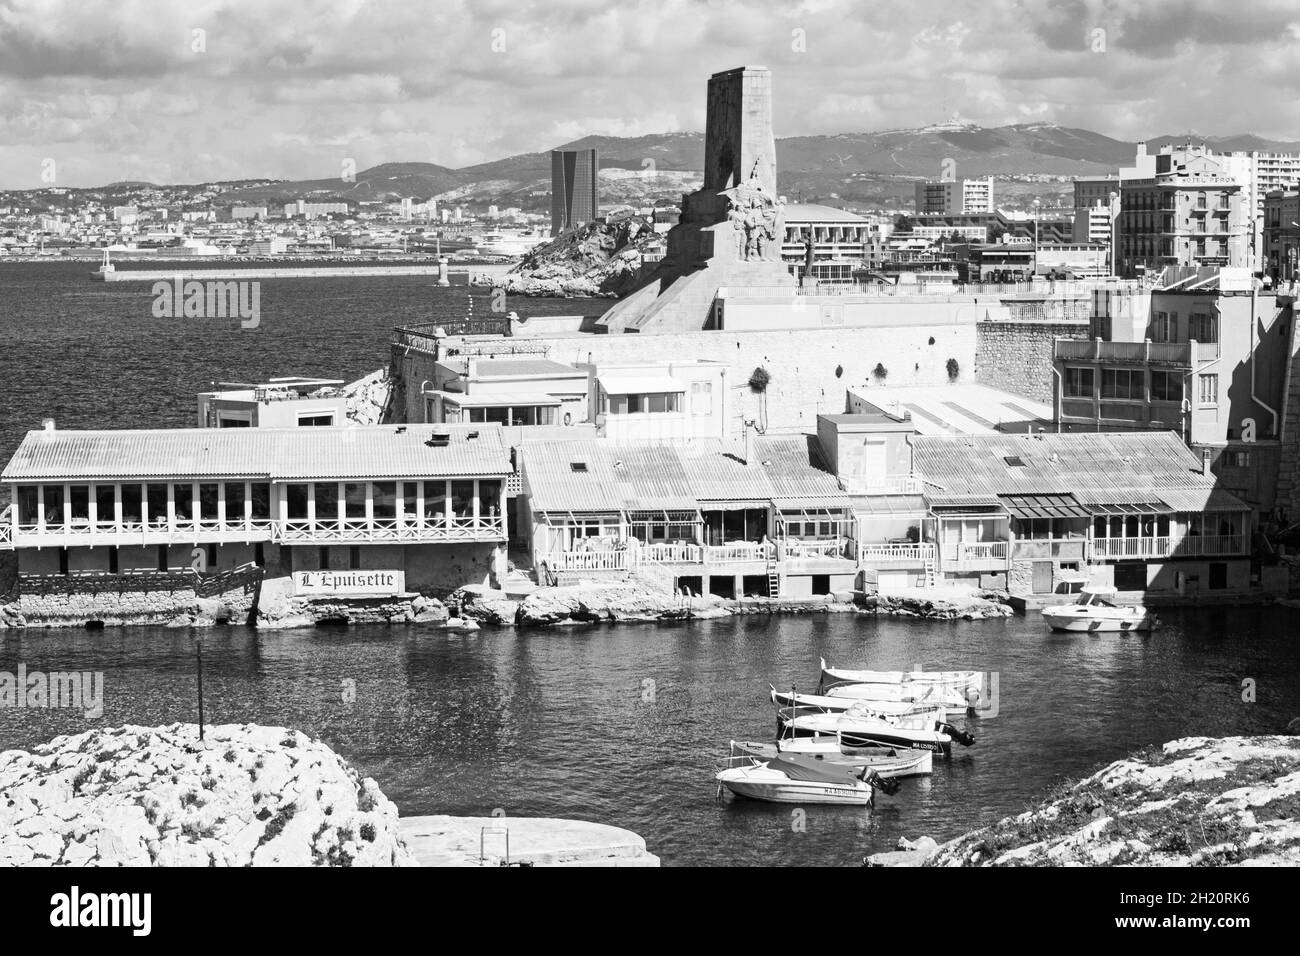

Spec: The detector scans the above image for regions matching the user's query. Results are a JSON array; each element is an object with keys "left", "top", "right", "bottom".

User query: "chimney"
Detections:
[
  {"left": 41, "top": 418, "right": 55, "bottom": 434},
  {"left": 742, "top": 419, "right": 754, "bottom": 465},
  {"left": 1201, "top": 448, "right": 1212, "bottom": 475}
]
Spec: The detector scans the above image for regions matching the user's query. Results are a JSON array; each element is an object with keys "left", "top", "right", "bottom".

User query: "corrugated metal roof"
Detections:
[
  {"left": 1158, "top": 488, "right": 1251, "bottom": 512},
  {"left": 520, "top": 434, "right": 845, "bottom": 514},
  {"left": 851, "top": 494, "right": 928, "bottom": 515},
  {"left": 2, "top": 426, "right": 511, "bottom": 482},
  {"left": 912, "top": 432, "right": 1236, "bottom": 510}
]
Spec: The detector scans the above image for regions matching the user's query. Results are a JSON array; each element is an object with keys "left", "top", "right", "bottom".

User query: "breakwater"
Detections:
[{"left": 98, "top": 263, "right": 515, "bottom": 282}]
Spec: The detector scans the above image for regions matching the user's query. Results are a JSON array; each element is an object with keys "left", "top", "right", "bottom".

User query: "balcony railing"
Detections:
[
  {"left": 1090, "top": 536, "right": 1172, "bottom": 559},
  {"left": 1088, "top": 534, "right": 1247, "bottom": 559},
  {"left": 858, "top": 543, "right": 936, "bottom": 565},
  {"left": 275, "top": 515, "right": 505, "bottom": 543},
  {"left": 543, "top": 549, "right": 633, "bottom": 572},
  {"left": 8, "top": 518, "right": 277, "bottom": 545},
  {"left": 782, "top": 538, "right": 852, "bottom": 561},
  {"left": 940, "top": 540, "right": 1010, "bottom": 570},
  {"left": 1011, "top": 538, "right": 1087, "bottom": 560},
  {"left": 640, "top": 542, "right": 703, "bottom": 564}
]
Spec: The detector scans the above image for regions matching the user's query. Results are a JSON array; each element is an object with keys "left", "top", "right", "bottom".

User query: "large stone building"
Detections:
[{"left": 1116, "top": 147, "right": 1249, "bottom": 277}]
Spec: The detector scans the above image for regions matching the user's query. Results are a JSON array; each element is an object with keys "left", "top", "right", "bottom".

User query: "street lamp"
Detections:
[{"left": 1032, "top": 199, "right": 1041, "bottom": 281}]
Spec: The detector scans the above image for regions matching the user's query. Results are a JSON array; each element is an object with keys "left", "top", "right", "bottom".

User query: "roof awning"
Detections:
[
  {"left": 1157, "top": 488, "right": 1250, "bottom": 512},
  {"left": 440, "top": 391, "right": 562, "bottom": 407},
  {"left": 1083, "top": 501, "right": 1173, "bottom": 515},
  {"left": 773, "top": 496, "right": 852, "bottom": 511},
  {"left": 598, "top": 374, "right": 686, "bottom": 395},
  {"left": 698, "top": 499, "right": 771, "bottom": 512},
  {"left": 852, "top": 495, "right": 928, "bottom": 515},
  {"left": 999, "top": 493, "right": 1090, "bottom": 520}
]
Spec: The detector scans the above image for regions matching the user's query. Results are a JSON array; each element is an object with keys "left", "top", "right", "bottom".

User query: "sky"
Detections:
[{"left": 4, "top": 0, "right": 1300, "bottom": 188}]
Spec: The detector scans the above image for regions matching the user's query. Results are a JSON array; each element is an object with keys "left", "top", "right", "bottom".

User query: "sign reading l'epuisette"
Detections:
[{"left": 292, "top": 570, "right": 405, "bottom": 596}]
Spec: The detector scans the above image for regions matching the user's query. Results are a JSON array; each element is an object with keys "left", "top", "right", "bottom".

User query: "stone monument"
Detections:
[{"left": 599, "top": 66, "right": 795, "bottom": 332}]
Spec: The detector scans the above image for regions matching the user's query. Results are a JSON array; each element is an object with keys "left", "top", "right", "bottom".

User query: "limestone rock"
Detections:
[
  {"left": 0, "top": 723, "right": 415, "bottom": 867},
  {"left": 922, "top": 735, "right": 1300, "bottom": 867}
]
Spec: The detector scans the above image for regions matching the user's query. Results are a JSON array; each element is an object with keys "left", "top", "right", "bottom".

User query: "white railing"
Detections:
[
  {"left": 1175, "top": 534, "right": 1246, "bottom": 556},
  {"left": 705, "top": 542, "right": 774, "bottom": 563},
  {"left": 7, "top": 518, "right": 277, "bottom": 544},
  {"left": 782, "top": 538, "right": 850, "bottom": 560},
  {"left": 858, "top": 543, "right": 936, "bottom": 565},
  {"left": 543, "top": 549, "right": 633, "bottom": 572},
  {"left": 1090, "top": 536, "right": 1172, "bottom": 559},
  {"left": 274, "top": 516, "right": 505, "bottom": 543},
  {"left": 640, "top": 542, "right": 702, "bottom": 564},
  {"left": 940, "top": 541, "right": 1010, "bottom": 567}
]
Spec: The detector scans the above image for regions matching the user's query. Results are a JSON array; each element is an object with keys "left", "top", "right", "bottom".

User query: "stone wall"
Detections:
[
  {"left": 1274, "top": 318, "right": 1300, "bottom": 524},
  {"left": 12, "top": 582, "right": 258, "bottom": 628},
  {"left": 976, "top": 318, "right": 1088, "bottom": 404}
]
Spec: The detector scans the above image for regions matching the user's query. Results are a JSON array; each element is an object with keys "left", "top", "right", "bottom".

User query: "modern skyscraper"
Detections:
[{"left": 551, "top": 148, "right": 599, "bottom": 236}]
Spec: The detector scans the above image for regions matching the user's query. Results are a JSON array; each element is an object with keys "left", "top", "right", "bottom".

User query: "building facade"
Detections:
[{"left": 914, "top": 178, "right": 994, "bottom": 215}]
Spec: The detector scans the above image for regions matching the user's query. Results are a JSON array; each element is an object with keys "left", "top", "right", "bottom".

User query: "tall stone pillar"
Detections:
[{"left": 704, "top": 66, "right": 777, "bottom": 196}]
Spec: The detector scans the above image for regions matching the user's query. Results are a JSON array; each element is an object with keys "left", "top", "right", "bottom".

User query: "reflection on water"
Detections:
[{"left": 3, "top": 607, "right": 1297, "bottom": 866}]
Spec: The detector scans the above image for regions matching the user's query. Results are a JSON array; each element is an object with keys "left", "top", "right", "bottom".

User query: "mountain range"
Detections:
[{"left": 18, "top": 124, "right": 1300, "bottom": 212}]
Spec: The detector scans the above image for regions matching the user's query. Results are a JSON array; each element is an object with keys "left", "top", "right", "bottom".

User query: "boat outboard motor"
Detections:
[
  {"left": 964, "top": 685, "right": 981, "bottom": 716},
  {"left": 858, "top": 767, "right": 901, "bottom": 796},
  {"left": 937, "top": 722, "right": 976, "bottom": 747}
]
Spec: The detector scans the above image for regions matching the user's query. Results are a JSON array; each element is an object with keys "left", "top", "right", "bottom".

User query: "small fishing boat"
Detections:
[
  {"left": 822, "top": 681, "right": 977, "bottom": 710},
  {"left": 1041, "top": 586, "right": 1157, "bottom": 633},
  {"left": 715, "top": 752, "right": 899, "bottom": 806},
  {"left": 730, "top": 739, "right": 933, "bottom": 778},
  {"left": 785, "top": 708, "right": 974, "bottom": 753},
  {"left": 820, "top": 658, "right": 983, "bottom": 691},
  {"left": 769, "top": 685, "right": 944, "bottom": 717}
]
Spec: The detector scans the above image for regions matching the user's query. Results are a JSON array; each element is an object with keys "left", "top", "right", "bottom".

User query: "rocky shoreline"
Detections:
[{"left": 868, "top": 734, "right": 1300, "bottom": 867}]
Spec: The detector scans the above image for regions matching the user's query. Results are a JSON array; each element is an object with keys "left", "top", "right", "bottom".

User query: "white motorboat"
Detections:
[
  {"left": 1041, "top": 586, "right": 1158, "bottom": 633},
  {"left": 819, "top": 659, "right": 992, "bottom": 712},
  {"left": 715, "top": 752, "right": 897, "bottom": 806},
  {"left": 785, "top": 708, "right": 974, "bottom": 753},
  {"left": 820, "top": 658, "right": 983, "bottom": 691},
  {"left": 731, "top": 739, "right": 933, "bottom": 778},
  {"left": 821, "top": 681, "right": 975, "bottom": 710}
]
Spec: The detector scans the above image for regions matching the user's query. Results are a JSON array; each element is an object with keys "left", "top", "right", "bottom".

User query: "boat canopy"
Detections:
[{"left": 770, "top": 753, "right": 860, "bottom": 785}]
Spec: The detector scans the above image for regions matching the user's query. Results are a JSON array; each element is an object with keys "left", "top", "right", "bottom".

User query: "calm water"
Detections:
[
  {"left": 1, "top": 262, "right": 1298, "bottom": 866},
  {"left": 2, "top": 610, "right": 1297, "bottom": 866},
  {"left": 0, "top": 260, "right": 593, "bottom": 461}
]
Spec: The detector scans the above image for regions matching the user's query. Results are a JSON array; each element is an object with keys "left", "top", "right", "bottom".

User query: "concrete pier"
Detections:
[{"left": 399, "top": 815, "right": 660, "bottom": 867}]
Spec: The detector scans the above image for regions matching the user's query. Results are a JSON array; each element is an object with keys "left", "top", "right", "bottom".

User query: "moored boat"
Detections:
[
  {"left": 715, "top": 752, "right": 899, "bottom": 805},
  {"left": 770, "top": 685, "right": 945, "bottom": 717},
  {"left": 731, "top": 739, "right": 933, "bottom": 778},
  {"left": 785, "top": 708, "right": 974, "bottom": 753},
  {"left": 1041, "top": 586, "right": 1158, "bottom": 632}
]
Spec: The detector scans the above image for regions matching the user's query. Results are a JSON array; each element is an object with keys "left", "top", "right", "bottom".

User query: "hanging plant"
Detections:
[
  {"left": 947, "top": 357, "right": 960, "bottom": 381},
  {"left": 834, "top": 364, "right": 844, "bottom": 379},
  {"left": 748, "top": 366, "right": 771, "bottom": 393},
  {"left": 872, "top": 362, "right": 888, "bottom": 381}
]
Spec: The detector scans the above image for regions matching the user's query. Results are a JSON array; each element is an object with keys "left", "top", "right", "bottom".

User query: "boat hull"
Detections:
[
  {"left": 734, "top": 741, "right": 932, "bottom": 778},
  {"left": 1041, "top": 608, "right": 1156, "bottom": 632},
  {"left": 715, "top": 768, "right": 874, "bottom": 806}
]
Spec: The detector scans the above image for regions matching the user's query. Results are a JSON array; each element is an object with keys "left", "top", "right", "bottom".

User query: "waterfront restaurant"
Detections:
[
  {"left": 909, "top": 431, "right": 1255, "bottom": 596},
  {"left": 519, "top": 435, "right": 857, "bottom": 599},
  {"left": 0, "top": 423, "right": 512, "bottom": 594}
]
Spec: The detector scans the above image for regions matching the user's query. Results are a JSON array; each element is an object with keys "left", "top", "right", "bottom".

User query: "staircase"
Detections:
[
  {"left": 923, "top": 560, "right": 937, "bottom": 589},
  {"left": 766, "top": 555, "right": 781, "bottom": 600}
]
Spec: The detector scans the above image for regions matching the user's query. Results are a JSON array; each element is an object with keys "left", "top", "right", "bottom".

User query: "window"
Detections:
[
  {"left": 1189, "top": 312, "right": 1217, "bottom": 343},
  {"left": 95, "top": 485, "right": 115, "bottom": 525},
  {"left": 1152, "top": 311, "right": 1169, "bottom": 342},
  {"left": 146, "top": 484, "right": 167, "bottom": 527},
  {"left": 173, "top": 484, "right": 193, "bottom": 522},
  {"left": 122, "top": 485, "right": 143, "bottom": 525},
  {"left": 372, "top": 482, "right": 397, "bottom": 520},
  {"left": 1064, "top": 367, "right": 1094, "bottom": 398},
  {"left": 478, "top": 480, "right": 501, "bottom": 521},
  {"left": 297, "top": 414, "right": 333, "bottom": 426},
  {"left": 344, "top": 483, "right": 367, "bottom": 519},
  {"left": 70, "top": 485, "right": 90, "bottom": 523},
  {"left": 109, "top": 548, "right": 119, "bottom": 574},
  {"left": 285, "top": 484, "right": 309, "bottom": 520},
  {"left": 43, "top": 485, "right": 65, "bottom": 527},
  {"left": 17, "top": 486, "right": 38, "bottom": 526},
  {"left": 314, "top": 483, "right": 338, "bottom": 522},
  {"left": 250, "top": 483, "right": 271, "bottom": 520},
  {"left": 1101, "top": 368, "right": 1141, "bottom": 400},
  {"left": 1225, "top": 451, "right": 1252, "bottom": 468},
  {"left": 349, "top": 546, "right": 361, "bottom": 570},
  {"left": 198, "top": 483, "right": 219, "bottom": 521},
  {"left": 156, "top": 544, "right": 167, "bottom": 572},
  {"left": 570, "top": 462, "right": 588, "bottom": 473},
  {"left": 691, "top": 381, "right": 714, "bottom": 416},
  {"left": 318, "top": 546, "right": 330, "bottom": 569},
  {"left": 1151, "top": 370, "right": 1181, "bottom": 402},
  {"left": 423, "top": 481, "right": 447, "bottom": 523},
  {"left": 450, "top": 481, "right": 475, "bottom": 518},
  {"left": 1198, "top": 373, "right": 1219, "bottom": 405},
  {"left": 218, "top": 417, "right": 251, "bottom": 427}
]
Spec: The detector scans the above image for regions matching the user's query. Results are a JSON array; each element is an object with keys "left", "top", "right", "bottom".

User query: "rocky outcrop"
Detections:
[
  {"left": 472, "top": 216, "right": 660, "bottom": 298},
  {"left": 453, "top": 579, "right": 729, "bottom": 627},
  {"left": 0, "top": 723, "right": 414, "bottom": 866},
  {"left": 340, "top": 369, "right": 392, "bottom": 425},
  {"left": 256, "top": 585, "right": 447, "bottom": 629},
  {"left": 860, "top": 589, "right": 1013, "bottom": 621},
  {"left": 885, "top": 735, "right": 1300, "bottom": 867}
]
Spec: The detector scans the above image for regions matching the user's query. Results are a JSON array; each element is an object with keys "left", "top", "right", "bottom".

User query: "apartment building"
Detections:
[{"left": 914, "top": 177, "right": 994, "bottom": 215}]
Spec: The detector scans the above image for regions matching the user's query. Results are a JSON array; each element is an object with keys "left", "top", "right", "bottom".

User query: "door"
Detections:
[{"left": 1031, "top": 561, "right": 1053, "bottom": 593}]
